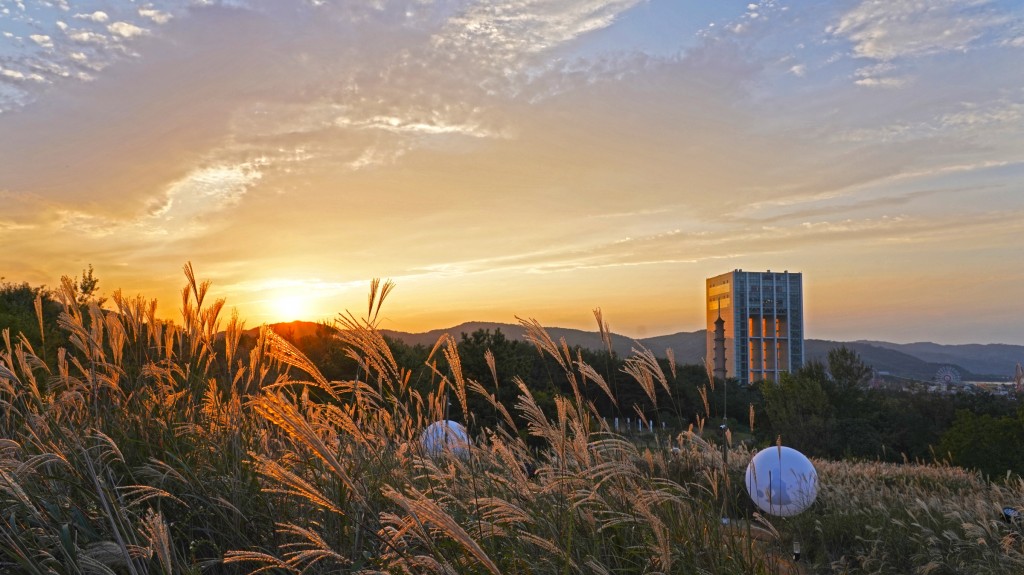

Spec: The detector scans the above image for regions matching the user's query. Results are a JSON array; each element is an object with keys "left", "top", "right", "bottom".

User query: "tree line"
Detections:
[{"left": 284, "top": 322, "right": 1024, "bottom": 478}]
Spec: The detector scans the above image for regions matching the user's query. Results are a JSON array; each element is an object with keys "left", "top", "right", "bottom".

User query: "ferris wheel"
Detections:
[{"left": 934, "top": 365, "right": 962, "bottom": 386}]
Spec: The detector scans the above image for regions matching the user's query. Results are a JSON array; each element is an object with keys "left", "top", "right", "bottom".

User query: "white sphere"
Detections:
[
  {"left": 420, "top": 420, "right": 470, "bottom": 459},
  {"left": 745, "top": 446, "right": 819, "bottom": 517}
]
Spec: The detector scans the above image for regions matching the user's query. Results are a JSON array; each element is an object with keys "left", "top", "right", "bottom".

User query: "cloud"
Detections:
[
  {"left": 479, "top": 209, "right": 1024, "bottom": 275},
  {"left": 0, "top": 3, "right": 179, "bottom": 112},
  {"left": 147, "top": 162, "right": 262, "bottom": 225},
  {"left": 108, "top": 22, "right": 148, "bottom": 39},
  {"left": 47, "top": 161, "right": 263, "bottom": 241},
  {"left": 831, "top": 0, "right": 1009, "bottom": 61},
  {"left": 426, "top": 216, "right": 836, "bottom": 275},
  {"left": 587, "top": 207, "right": 673, "bottom": 220},
  {"left": 1, "top": 5, "right": 1020, "bottom": 276},
  {"left": 152, "top": 0, "right": 648, "bottom": 176},
  {"left": 139, "top": 8, "right": 173, "bottom": 25},
  {"left": 66, "top": 29, "right": 113, "bottom": 45},
  {"left": 733, "top": 187, "right": 969, "bottom": 225},
  {"left": 0, "top": 220, "right": 36, "bottom": 232},
  {"left": 333, "top": 114, "right": 504, "bottom": 139},
  {"left": 432, "top": 0, "right": 644, "bottom": 72},
  {"left": 345, "top": 145, "right": 405, "bottom": 171},
  {"left": 941, "top": 100, "right": 1024, "bottom": 128},
  {"left": 0, "top": 66, "right": 43, "bottom": 82},
  {"left": 53, "top": 209, "right": 121, "bottom": 239},
  {"left": 30, "top": 34, "right": 54, "bottom": 48},
  {"left": 74, "top": 11, "right": 109, "bottom": 23},
  {"left": 854, "top": 75, "right": 907, "bottom": 88}
]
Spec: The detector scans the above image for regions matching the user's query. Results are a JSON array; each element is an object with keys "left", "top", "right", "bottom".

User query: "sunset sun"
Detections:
[{"left": 271, "top": 293, "right": 308, "bottom": 322}]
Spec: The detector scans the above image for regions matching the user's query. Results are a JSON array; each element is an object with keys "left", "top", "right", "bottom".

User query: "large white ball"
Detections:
[
  {"left": 420, "top": 420, "right": 470, "bottom": 459},
  {"left": 745, "top": 446, "right": 819, "bottom": 517}
]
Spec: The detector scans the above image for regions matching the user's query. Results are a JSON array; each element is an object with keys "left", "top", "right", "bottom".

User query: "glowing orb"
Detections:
[{"left": 745, "top": 445, "right": 819, "bottom": 517}]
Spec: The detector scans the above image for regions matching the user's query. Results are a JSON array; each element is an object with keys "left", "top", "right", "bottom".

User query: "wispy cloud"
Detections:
[
  {"left": 852, "top": 62, "right": 908, "bottom": 87},
  {"left": 434, "top": 0, "right": 643, "bottom": 71},
  {"left": 48, "top": 160, "right": 263, "bottom": 240},
  {"left": 941, "top": 99, "right": 1024, "bottom": 128},
  {"left": 406, "top": 204, "right": 1024, "bottom": 278},
  {"left": 0, "top": 220, "right": 35, "bottom": 232},
  {"left": 333, "top": 114, "right": 504, "bottom": 139},
  {"left": 732, "top": 186, "right": 974, "bottom": 224},
  {"left": 117, "top": 0, "right": 647, "bottom": 175},
  {"left": 831, "top": 0, "right": 1008, "bottom": 61},
  {"left": 145, "top": 162, "right": 263, "bottom": 231}
]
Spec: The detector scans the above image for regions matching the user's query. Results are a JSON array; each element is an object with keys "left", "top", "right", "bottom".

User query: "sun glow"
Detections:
[{"left": 270, "top": 293, "right": 309, "bottom": 322}]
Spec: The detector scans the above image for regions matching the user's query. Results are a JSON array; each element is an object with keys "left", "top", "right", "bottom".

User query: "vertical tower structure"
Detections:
[
  {"left": 713, "top": 307, "right": 727, "bottom": 382},
  {"left": 706, "top": 270, "right": 804, "bottom": 385}
]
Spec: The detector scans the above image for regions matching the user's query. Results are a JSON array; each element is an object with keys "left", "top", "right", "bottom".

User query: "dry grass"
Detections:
[{"left": 0, "top": 267, "right": 1021, "bottom": 574}]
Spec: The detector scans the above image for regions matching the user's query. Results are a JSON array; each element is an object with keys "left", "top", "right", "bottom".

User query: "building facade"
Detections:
[{"left": 706, "top": 270, "right": 804, "bottom": 384}]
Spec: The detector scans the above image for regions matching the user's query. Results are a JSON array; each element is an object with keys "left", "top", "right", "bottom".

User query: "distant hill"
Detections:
[
  {"left": 854, "top": 341, "right": 1023, "bottom": 379},
  {"left": 247, "top": 320, "right": 327, "bottom": 341},
  {"left": 379, "top": 322, "right": 704, "bottom": 359},
  {"left": 804, "top": 340, "right": 996, "bottom": 382},
  {"left": 255, "top": 321, "right": 1021, "bottom": 381}
]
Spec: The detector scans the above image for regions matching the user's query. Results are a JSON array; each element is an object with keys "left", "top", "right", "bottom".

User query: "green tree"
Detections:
[
  {"left": 759, "top": 364, "right": 832, "bottom": 455},
  {"left": 938, "top": 408, "right": 1024, "bottom": 477},
  {"left": 457, "top": 328, "right": 563, "bottom": 429},
  {"left": 824, "top": 346, "right": 871, "bottom": 410}
]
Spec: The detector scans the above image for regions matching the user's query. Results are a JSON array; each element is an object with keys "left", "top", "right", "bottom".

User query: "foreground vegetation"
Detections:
[{"left": 0, "top": 267, "right": 1022, "bottom": 574}]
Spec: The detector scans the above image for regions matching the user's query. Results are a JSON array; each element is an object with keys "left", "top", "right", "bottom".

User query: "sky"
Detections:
[{"left": 1, "top": 0, "right": 1023, "bottom": 345}]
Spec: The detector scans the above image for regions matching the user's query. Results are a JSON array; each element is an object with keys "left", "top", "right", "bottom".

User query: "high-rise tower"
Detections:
[{"left": 706, "top": 270, "right": 803, "bottom": 384}]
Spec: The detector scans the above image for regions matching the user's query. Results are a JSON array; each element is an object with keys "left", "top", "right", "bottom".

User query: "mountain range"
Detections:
[{"left": 263, "top": 321, "right": 1023, "bottom": 381}]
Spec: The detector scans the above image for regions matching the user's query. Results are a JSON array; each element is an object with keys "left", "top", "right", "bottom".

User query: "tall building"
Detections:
[{"left": 706, "top": 270, "right": 803, "bottom": 385}]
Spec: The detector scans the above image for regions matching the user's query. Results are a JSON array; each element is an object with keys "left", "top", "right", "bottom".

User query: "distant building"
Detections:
[{"left": 706, "top": 270, "right": 804, "bottom": 385}]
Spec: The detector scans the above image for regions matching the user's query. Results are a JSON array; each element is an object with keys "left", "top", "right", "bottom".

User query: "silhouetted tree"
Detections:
[{"left": 0, "top": 278, "right": 67, "bottom": 368}]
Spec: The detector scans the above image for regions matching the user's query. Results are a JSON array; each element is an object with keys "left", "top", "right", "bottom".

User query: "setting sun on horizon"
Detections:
[
  {"left": 3, "top": 1, "right": 1024, "bottom": 345},
  {"left": 266, "top": 293, "right": 310, "bottom": 324}
]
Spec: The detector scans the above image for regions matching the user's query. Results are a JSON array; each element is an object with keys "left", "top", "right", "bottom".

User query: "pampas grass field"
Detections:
[{"left": 0, "top": 265, "right": 1021, "bottom": 574}]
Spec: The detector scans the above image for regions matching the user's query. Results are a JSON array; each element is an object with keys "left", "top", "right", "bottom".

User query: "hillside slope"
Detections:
[{"left": 857, "top": 340, "right": 1022, "bottom": 378}]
